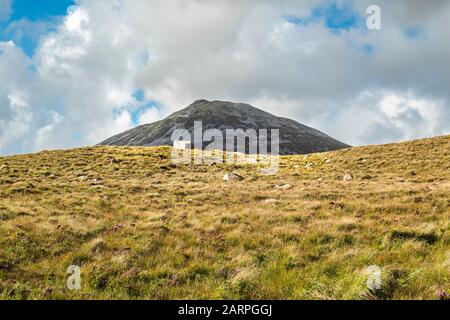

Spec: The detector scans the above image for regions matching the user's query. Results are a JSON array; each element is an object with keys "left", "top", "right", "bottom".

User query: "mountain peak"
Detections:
[
  {"left": 190, "top": 99, "right": 210, "bottom": 105},
  {"left": 99, "top": 100, "right": 350, "bottom": 155}
]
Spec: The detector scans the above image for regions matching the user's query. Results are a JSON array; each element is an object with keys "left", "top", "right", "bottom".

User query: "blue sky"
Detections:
[
  {"left": 0, "top": 0, "right": 75, "bottom": 56},
  {"left": 9, "top": 0, "right": 74, "bottom": 21},
  {"left": 286, "top": 0, "right": 365, "bottom": 31},
  {"left": 285, "top": 1, "right": 373, "bottom": 55}
]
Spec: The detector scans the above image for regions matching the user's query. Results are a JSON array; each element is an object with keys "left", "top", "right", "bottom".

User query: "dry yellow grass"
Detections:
[{"left": 0, "top": 136, "right": 449, "bottom": 300}]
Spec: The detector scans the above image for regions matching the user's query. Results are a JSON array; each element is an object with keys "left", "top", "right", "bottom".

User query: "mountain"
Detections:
[{"left": 99, "top": 100, "right": 350, "bottom": 155}]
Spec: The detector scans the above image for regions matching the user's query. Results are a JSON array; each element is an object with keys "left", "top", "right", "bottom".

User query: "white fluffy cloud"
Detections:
[{"left": 0, "top": 0, "right": 449, "bottom": 155}]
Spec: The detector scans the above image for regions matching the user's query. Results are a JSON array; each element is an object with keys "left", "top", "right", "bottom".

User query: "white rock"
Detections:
[
  {"left": 263, "top": 199, "right": 279, "bottom": 204},
  {"left": 305, "top": 163, "right": 314, "bottom": 169},
  {"left": 343, "top": 173, "right": 353, "bottom": 182},
  {"left": 260, "top": 167, "right": 278, "bottom": 176},
  {"left": 223, "top": 173, "right": 233, "bottom": 181},
  {"left": 325, "top": 159, "right": 332, "bottom": 164},
  {"left": 223, "top": 173, "right": 244, "bottom": 181},
  {"left": 275, "top": 184, "right": 292, "bottom": 190}
]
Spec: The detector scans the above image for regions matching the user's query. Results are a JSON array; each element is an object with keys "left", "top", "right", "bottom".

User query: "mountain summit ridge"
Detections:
[{"left": 99, "top": 100, "right": 350, "bottom": 155}]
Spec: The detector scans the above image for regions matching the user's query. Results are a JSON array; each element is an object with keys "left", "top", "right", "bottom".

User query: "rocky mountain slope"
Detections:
[{"left": 99, "top": 100, "right": 350, "bottom": 155}]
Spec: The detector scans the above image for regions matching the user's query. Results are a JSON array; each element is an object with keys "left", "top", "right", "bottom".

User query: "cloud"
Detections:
[
  {"left": 0, "top": 0, "right": 12, "bottom": 23},
  {"left": 0, "top": 0, "right": 449, "bottom": 155},
  {"left": 1, "top": 17, "right": 62, "bottom": 57},
  {"left": 0, "top": 41, "right": 34, "bottom": 154}
]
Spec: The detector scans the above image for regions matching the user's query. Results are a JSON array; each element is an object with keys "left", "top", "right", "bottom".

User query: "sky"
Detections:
[{"left": 0, "top": 0, "right": 449, "bottom": 155}]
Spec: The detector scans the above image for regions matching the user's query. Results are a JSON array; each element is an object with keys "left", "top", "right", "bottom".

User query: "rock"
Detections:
[
  {"left": 343, "top": 173, "right": 353, "bottom": 182},
  {"left": 275, "top": 184, "right": 292, "bottom": 190},
  {"left": 260, "top": 167, "right": 278, "bottom": 175},
  {"left": 90, "top": 178, "right": 104, "bottom": 186},
  {"left": 305, "top": 163, "right": 314, "bottom": 169},
  {"left": 293, "top": 165, "right": 300, "bottom": 169},
  {"left": 263, "top": 199, "right": 279, "bottom": 204},
  {"left": 223, "top": 173, "right": 244, "bottom": 181},
  {"left": 325, "top": 159, "right": 332, "bottom": 164}
]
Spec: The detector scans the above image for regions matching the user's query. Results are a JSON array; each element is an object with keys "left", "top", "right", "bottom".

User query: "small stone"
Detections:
[
  {"left": 305, "top": 163, "right": 314, "bottom": 169},
  {"left": 343, "top": 173, "right": 353, "bottom": 182},
  {"left": 275, "top": 184, "right": 292, "bottom": 190},
  {"left": 223, "top": 173, "right": 244, "bottom": 181},
  {"left": 264, "top": 199, "right": 279, "bottom": 204},
  {"left": 325, "top": 159, "right": 332, "bottom": 164},
  {"left": 260, "top": 167, "right": 278, "bottom": 175}
]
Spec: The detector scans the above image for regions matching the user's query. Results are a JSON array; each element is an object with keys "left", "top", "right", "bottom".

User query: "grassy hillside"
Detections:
[{"left": 0, "top": 136, "right": 449, "bottom": 300}]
